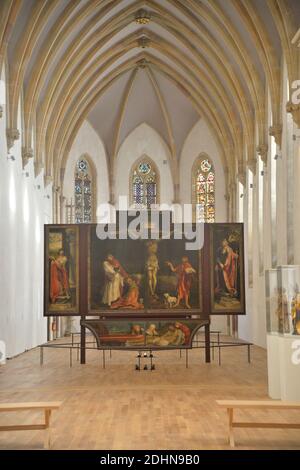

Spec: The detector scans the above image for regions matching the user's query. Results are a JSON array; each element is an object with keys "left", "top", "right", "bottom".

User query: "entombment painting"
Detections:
[{"left": 82, "top": 319, "right": 204, "bottom": 349}]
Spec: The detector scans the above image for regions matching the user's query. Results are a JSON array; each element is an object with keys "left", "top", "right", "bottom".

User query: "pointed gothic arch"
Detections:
[
  {"left": 129, "top": 155, "right": 160, "bottom": 208},
  {"left": 73, "top": 153, "right": 97, "bottom": 223},
  {"left": 192, "top": 154, "right": 215, "bottom": 223}
]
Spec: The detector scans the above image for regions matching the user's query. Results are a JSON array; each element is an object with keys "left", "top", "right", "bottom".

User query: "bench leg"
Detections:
[
  {"left": 44, "top": 409, "right": 52, "bottom": 450},
  {"left": 227, "top": 408, "right": 235, "bottom": 448}
]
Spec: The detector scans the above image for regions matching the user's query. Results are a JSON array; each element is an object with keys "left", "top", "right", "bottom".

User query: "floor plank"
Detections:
[{"left": 0, "top": 337, "right": 299, "bottom": 450}]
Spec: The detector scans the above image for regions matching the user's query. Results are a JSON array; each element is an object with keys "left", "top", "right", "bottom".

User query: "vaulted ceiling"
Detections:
[{"left": 1, "top": 0, "right": 299, "bottom": 189}]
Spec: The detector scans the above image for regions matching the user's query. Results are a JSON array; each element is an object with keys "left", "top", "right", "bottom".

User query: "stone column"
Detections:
[{"left": 293, "top": 138, "right": 300, "bottom": 263}]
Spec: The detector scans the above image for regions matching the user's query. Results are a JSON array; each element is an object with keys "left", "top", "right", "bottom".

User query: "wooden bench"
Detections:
[
  {"left": 0, "top": 402, "right": 62, "bottom": 449},
  {"left": 217, "top": 400, "right": 300, "bottom": 448}
]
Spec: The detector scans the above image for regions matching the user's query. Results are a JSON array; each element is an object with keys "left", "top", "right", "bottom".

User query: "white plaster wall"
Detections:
[
  {"left": 238, "top": 73, "right": 294, "bottom": 350},
  {"left": 180, "top": 119, "right": 227, "bottom": 333},
  {"left": 64, "top": 120, "right": 109, "bottom": 214},
  {"left": 238, "top": 150, "right": 267, "bottom": 348},
  {"left": 276, "top": 66, "right": 288, "bottom": 266},
  {"left": 293, "top": 141, "right": 300, "bottom": 264},
  {"left": 0, "top": 66, "right": 52, "bottom": 358},
  {"left": 237, "top": 174, "right": 253, "bottom": 343},
  {"left": 239, "top": 65, "right": 300, "bottom": 350},
  {"left": 115, "top": 123, "right": 174, "bottom": 205},
  {"left": 180, "top": 119, "right": 227, "bottom": 222}
]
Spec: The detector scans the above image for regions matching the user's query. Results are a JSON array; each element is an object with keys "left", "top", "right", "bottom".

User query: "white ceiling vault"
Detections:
[
  {"left": 88, "top": 66, "right": 199, "bottom": 161},
  {"left": 1, "top": 0, "right": 299, "bottom": 189}
]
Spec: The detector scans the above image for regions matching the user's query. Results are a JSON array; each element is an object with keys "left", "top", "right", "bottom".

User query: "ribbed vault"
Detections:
[{"left": 1, "top": 0, "right": 300, "bottom": 201}]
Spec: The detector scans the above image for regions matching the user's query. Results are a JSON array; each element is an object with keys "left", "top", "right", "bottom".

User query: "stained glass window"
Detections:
[
  {"left": 139, "top": 162, "right": 151, "bottom": 174},
  {"left": 74, "top": 158, "right": 93, "bottom": 223},
  {"left": 192, "top": 157, "right": 215, "bottom": 223},
  {"left": 132, "top": 160, "right": 158, "bottom": 208}
]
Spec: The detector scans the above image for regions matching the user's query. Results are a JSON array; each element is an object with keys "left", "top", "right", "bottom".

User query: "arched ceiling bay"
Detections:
[
  {"left": 1, "top": 0, "right": 299, "bottom": 191},
  {"left": 88, "top": 66, "right": 199, "bottom": 160}
]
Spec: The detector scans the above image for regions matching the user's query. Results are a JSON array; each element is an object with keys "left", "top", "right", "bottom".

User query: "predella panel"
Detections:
[{"left": 81, "top": 319, "right": 207, "bottom": 349}]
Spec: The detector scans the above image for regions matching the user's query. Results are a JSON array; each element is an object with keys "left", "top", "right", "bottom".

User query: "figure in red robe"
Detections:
[
  {"left": 215, "top": 239, "right": 239, "bottom": 296},
  {"left": 110, "top": 277, "right": 143, "bottom": 310},
  {"left": 107, "top": 254, "right": 128, "bottom": 279},
  {"left": 166, "top": 256, "right": 196, "bottom": 309},
  {"left": 175, "top": 321, "right": 191, "bottom": 345},
  {"left": 50, "top": 249, "right": 70, "bottom": 303}
]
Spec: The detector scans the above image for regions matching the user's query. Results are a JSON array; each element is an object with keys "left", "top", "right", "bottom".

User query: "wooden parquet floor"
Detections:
[{"left": 0, "top": 337, "right": 299, "bottom": 450}]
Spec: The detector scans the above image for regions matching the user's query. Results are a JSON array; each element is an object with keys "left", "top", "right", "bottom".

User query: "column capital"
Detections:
[
  {"left": 34, "top": 160, "right": 44, "bottom": 177},
  {"left": 237, "top": 162, "right": 246, "bottom": 186},
  {"left": 286, "top": 101, "right": 300, "bottom": 128},
  {"left": 22, "top": 146, "right": 34, "bottom": 167},
  {"left": 237, "top": 171, "right": 246, "bottom": 186},
  {"left": 6, "top": 128, "right": 20, "bottom": 150},
  {"left": 44, "top": 175, "right": 53, "bottom": 187},
  {"left": 256, "top": 144, "right": 268, "bottom": 164},
  {"left": 247, "top": 158, "right": 257, "bottom": 175},
  {"left": 269, "top": 124, "right": 282, "bottom": 147}
]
